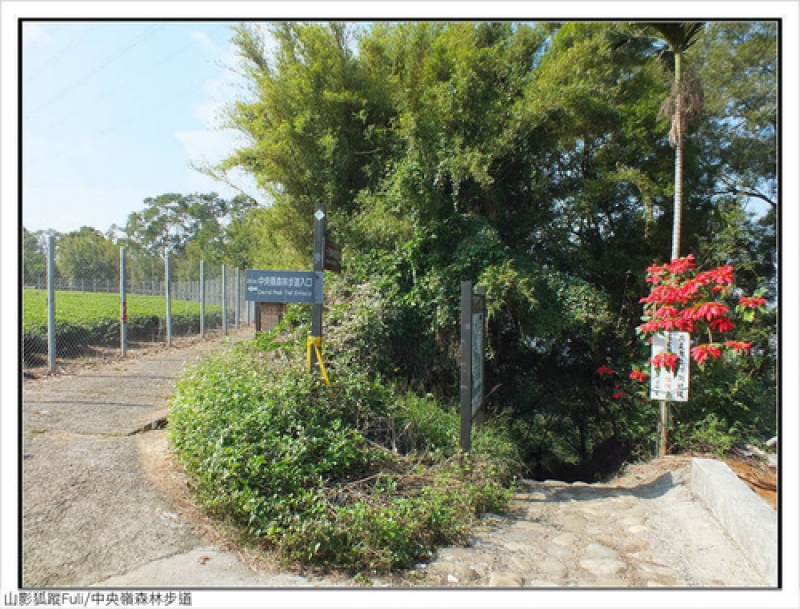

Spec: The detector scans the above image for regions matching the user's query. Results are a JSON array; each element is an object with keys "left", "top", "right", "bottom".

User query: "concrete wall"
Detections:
[{"left": 690, "top": 458, "right": 778, "bottom": 586}]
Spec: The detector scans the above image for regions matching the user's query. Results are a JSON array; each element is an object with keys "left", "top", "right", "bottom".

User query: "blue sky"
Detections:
[{"left": 22, "top": 20, "right": 262, "bottom": 235}]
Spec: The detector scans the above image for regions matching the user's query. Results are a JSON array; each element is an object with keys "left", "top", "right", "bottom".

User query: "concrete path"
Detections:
[
  {"left": 21, "top": 331, "right": 330, "bottom": 588},
  {"left": 21, "top": 332, "right": 771, "bottom": 589},
  {"left": 416, "top": 463, "right": 768, "bottom": 587}
]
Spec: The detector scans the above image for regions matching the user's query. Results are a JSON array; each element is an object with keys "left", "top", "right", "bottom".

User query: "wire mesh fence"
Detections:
[{"left": 22, "top": 239, "right": 253, "bottom": 373}]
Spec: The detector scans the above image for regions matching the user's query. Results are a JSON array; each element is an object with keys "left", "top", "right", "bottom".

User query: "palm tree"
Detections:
[
  {"left": 610, "top": 23, "right": 705, "bottom": 458},
  {"left": 610, "top": 22, "right": 705, "bottom": 260},
  {"left": 649, "top": 23, "right": 706, "bottom": 260}
]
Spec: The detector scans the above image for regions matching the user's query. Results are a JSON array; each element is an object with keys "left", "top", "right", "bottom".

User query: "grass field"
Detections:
[{"left": 23, "top": 289, "right": 224, "bottom": 360}]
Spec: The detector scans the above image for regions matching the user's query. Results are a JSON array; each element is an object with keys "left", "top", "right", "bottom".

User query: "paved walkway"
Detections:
[
  {"left": 21, "top": 332, "right": 767, "bottom": 589},
  {"left": 415, "top": 466, "right": 766, "bottom": 587}
]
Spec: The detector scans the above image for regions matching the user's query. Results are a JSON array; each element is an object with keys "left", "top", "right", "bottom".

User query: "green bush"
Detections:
[{"left": 169, "top": 321, "right": 519, "bottom": 573}]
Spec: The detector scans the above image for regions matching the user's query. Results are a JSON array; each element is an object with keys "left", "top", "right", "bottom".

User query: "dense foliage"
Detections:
[
  {"left": 207, "top": 22, "right": 776, "bottom": 474},
  {"left": 169, "top": 303, "right": 519, "bottom": 573},
  {"left": 26, "top": 21, "right": 777, "bottom": 492}
]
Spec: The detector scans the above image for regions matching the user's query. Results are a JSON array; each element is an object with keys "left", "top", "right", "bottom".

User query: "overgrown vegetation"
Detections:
[
  {"left": 207, "top": 21, "right": 776, "bottom": 472},
  {"left": 162, "top": 19, "right": 777, "bottom": 573},
  {"left": 169, "top": 298, "right": 519, "bottom": 573}
]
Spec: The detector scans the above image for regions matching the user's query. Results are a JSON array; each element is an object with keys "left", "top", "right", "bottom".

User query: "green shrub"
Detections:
[{"left": 169, "top": 331, "right": 518, "bottom": 573}]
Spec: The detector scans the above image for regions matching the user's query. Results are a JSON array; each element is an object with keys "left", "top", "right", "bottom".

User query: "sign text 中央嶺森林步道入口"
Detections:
[{"left": 245, "top": 270, "right": 323, "bottom": 304}]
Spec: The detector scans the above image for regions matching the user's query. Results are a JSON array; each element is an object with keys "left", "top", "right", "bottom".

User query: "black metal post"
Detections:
[
  {"left": 460, "top": 281, "right": 473, "bottom": 453},
  {"left": 311, "top": 204, "right": 326, "bottom": 369}
]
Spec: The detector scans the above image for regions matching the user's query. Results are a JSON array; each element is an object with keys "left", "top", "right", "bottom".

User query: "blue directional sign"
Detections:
[{"left": 245, "top": 270, "right": 323, "bottom": 304}]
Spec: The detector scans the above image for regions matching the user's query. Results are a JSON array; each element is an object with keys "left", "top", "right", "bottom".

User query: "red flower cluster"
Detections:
[
  {"left": 690, "top": 343, "right": 721, "bottom": 367},
  {"left": 638, "top": 254, "right": 765, "bottom": 369},
  {"left": 597, "top": 365, "right": 614, "bottom": 376},
  {"left": 724, "top": 340, "right": 752, "bottom": 354},
  {"left": 629, "top": 369, "right": 649, "bottom": 383},
  {"left": 739, "top": 296, "right": 767, "bottom": 309},
  {"left": 640, "top": 258, "right": 737, "bottom": 337},
  {"left": 650, "top": 352, "right": 680, "bottom": 372}
]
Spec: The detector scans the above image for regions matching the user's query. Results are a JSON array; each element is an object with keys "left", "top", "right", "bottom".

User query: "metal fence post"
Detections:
[
  {"left": 165, "top": 253, "right": 172, "bottom": 347},
  {"left": 200, "top": 260, "right": 206, "bottom": 337},
  {"left": 120, "top": 246, "right": 127, "bottom": 357},
  {"left": 222, "top": 265, "right": 227, "bottom": 336},
  {"left": 47, "top": 235, "right": 56, "bottom": 373},
  {"left": 235, "top": 267, "right": 240, "bottom": 329}
]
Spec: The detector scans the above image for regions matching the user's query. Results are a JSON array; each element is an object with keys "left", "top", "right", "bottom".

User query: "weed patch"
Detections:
[{"left": 169, "top": 315, "right": 518, "bottom": 574}]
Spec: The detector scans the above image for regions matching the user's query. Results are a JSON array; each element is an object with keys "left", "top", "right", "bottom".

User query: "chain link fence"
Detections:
[{"left": 23, "top": 238, "right": 253, "bottom": 374}]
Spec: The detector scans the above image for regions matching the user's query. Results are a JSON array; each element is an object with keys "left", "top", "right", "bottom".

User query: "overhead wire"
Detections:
[
  {"left": 31, "top": 36, "right": 200, "bottom": 134},
  {"left": 22, "top": 22, "right": 99, "bottom": 85},
  {"left": 23, "top": 23, "right": 166, "bottom": 119}
]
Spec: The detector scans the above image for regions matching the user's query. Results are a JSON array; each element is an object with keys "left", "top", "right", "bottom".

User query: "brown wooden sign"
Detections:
[{"left": 324, "top": 235, "right": 342, "bottom": 273}]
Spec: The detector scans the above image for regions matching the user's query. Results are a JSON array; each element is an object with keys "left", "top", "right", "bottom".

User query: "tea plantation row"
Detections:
[{"left": 23, "top": 289, "right": 223, "bottom": 359}]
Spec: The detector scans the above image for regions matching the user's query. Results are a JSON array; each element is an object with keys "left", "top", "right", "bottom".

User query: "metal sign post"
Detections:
[
  {"left": 650, "top": 330, "right": 690, "bottom": 457},
  {"left": 47, "top": 235, "right": 56, "bottom": 373},
  {"left": 311, "top": 204, "right": 326, "bottom": 370},
  {"left": 244, "top": 205, "right": 333, "bottom": 385},
  {"left": 165, "top": 253, "right": 172, "bottom": 347},
  {"left": 461, "top": 282, "right": 487, "bottom": 453}
]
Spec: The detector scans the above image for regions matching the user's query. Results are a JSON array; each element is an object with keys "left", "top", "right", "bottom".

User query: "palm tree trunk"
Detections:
[
  {"left": 659, "top": 52, "right": 685, "bottom": 459},
  {"left": 671, "top": 50, "right": 684, "bottom": 260}
]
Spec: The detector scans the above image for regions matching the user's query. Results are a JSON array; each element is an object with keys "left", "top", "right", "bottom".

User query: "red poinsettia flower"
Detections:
[
  {"left": 709, "top": 317, "right": 736, "bottom": 333},
  {"left": 697, "top": 265, "right": 735, "bottom": 286},
  {"left": 693, "top": 301, "right": 729, "bottom": 322},
  {"left": 613, "top": 391, "right": 627, "bottom": 399},
  {"left": 638, "top": 320, "right": 663, "bottom": 333},
  {"left": 650, "top": 352, "right": 680, "bottom": 372},
  {"left": 668, "top": 254, "right": 695, "bottom": 274},
  {"left": 646, "top": 263, "right": 666, "bottom": 284},
  {"left": 724, "top": 340, "right": 752, "bottom": 354},
  {"left": 678, "top": 278, "right": 702, "bottom": 300},
  {"left": 690, "top": 344, "right": 722, "bottom": 366},
  {"left": 739, "top": 296, "right": 767, "bottom": 309},
  {"left": 653, "top": 305, "right": 679, "bottom": 319},
  {"left": 629, "top": 369, "right": 649, "bottom": 382},
  {"left": 596, "top": 365, "right": 614, "bottom": 376}
]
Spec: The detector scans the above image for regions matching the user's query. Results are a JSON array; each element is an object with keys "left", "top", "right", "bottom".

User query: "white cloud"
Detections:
[
  {"left": 191, "top": 30, "right": 217, "bottom": 54},
  {"left": 173, "top": 128, "right": 264, "bottom": 203},
  {"left": 22, "top": 177, "right": 144, "bottom": 234},
  {"left": 22, "top": 23, "right": 51, "bottom": 45}
]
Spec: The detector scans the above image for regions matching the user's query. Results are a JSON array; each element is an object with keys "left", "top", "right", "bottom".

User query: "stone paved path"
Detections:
[
  {"left": 21, "top": 331, "right": 767, "bottom": 589},
  {"left": 412, "top": 461, "right": 766, "bottom": 587}
]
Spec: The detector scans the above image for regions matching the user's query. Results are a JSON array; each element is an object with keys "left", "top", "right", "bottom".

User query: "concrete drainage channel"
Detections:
[{"left": 690, "top": 458, "right": 778, "bottom": 586}]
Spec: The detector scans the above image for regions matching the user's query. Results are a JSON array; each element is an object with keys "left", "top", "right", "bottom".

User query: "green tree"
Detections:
[
  {"left": 609, "top": 22, "right": 706, "bottom": 260},
  {"left": 217, "top": 23, "right": 388, "bottom": 261},
  {"left": 609, "top": 22, "right": 706, "bottom": 457},
  {"left": 214, "top": 21, "right": 776, "bottom": 475},
  {"left": 118, "top": 192, "right": 256, "bottom": 280},
  {"left": 696, "top": 22, "right": 777, "bottom": 213},
  {"left": 56, "top": 226, "right": 118, "bottom": 283},
  {"left": 22, "top": 227, "right": 48, "bottom": 284}
]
